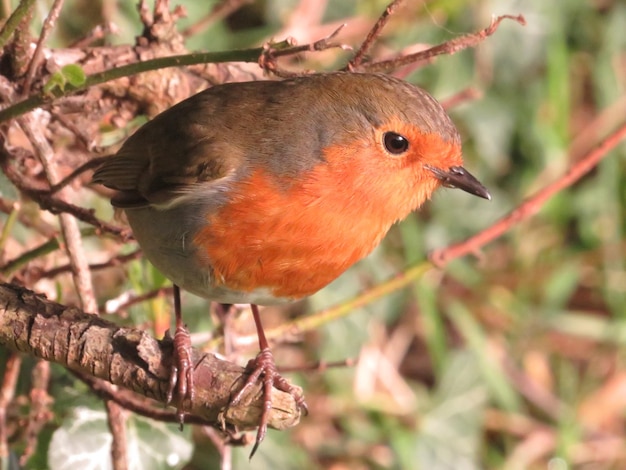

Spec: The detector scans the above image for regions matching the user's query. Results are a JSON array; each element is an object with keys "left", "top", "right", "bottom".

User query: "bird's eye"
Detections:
[{"left": 383, "top": 132, "right": 409, "bottom": 155}]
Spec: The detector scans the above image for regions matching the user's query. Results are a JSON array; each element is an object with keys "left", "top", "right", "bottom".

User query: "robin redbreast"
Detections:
[{"left": 92, "top": 71, "right": 490, "bottom": 456}]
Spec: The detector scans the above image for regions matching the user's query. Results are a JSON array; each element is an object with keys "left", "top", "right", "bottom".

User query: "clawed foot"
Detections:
[
  {"left": 165, "top": 323, "right": 195, "bottom": 427},
  {"left": 230, "top": 347, "right": 308, "bottom": 458}
]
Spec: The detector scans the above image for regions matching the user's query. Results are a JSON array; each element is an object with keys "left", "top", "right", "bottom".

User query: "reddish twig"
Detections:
[
  {"left": 359, "top": 14, "right": 526, "bottom": 73},
  {"left": 346, "top": 0, "right": 406, "bottom": 71},
  {"left": 431, "top": 122, "right": 626, "bottom": 266}
]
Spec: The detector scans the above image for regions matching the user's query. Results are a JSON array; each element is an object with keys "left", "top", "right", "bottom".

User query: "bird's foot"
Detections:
[
  {"left": 230, "top": 347, "right": 308, "bottom": 458},
  {"left": 165, "top": 323, "right": 195, "bottom": 428}
]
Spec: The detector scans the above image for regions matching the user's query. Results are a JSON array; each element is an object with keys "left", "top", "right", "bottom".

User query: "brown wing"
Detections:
[{"left": 92, "top": 88, "right": 246, "bottom": 209}]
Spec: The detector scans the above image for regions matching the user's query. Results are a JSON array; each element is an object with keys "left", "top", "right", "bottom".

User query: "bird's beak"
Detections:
[{"left": 425, "top": 165, "right": 491, "bottom": 200}]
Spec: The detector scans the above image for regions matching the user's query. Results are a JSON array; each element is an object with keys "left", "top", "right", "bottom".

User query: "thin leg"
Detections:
[
  {"left": 229, "top": 304, "right": 308, "bottom": 458},
  {"left": 166, "top": 284, "right": 195, "bottom": 427}
]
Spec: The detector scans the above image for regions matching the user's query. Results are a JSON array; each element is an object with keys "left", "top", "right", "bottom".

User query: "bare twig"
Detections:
[
  {"left": 0, "top": 48, "right": 265, "bottom": 123},
  {"left": 0, "top": 197, "right": 58, "bottom": 239},
  {"left": 40, "top": 249, "right": 142, "bottom": 281},
  {"left": 0, "top": 0, "right": 36, "bottom": 49},
  {"left": 22, "top": 0, "right": 65, "bottom": 95},
  {"left": 21, "top": 361, "right": 52, "bottom": 466},
  {"left": 75, "top": 371, "right": 213, "bottom": 426},
  {"left": 259, "top": 24, "right": 350, "bottom": 77},
  {"left": 48, "top": 155, "right": 112, "bottom": 194},
  {"left": 0, "top": 354, "right": 21, "bottom": 463},
  {"left": 358, "top": 14, "right": 527, "bottom": 73},
  {"left": 105, "top": 400, "right": 128, "bottom": 470},
  {"left": 0, "top": 150, "right": 128, "bottom": 238},
  {"left": 102, "top": 286, "right": 173, "bottom": 314},
  {"left": 18, "top": 114, "right": 97, "bottom": 313},
  {"left": 347, "top": 0, "right": 406, "bottom": 71}
]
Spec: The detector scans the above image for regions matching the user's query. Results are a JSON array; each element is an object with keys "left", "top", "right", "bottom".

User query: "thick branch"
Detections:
[{"left": 0, "top": 282, "right": 301, "bottom": 433}]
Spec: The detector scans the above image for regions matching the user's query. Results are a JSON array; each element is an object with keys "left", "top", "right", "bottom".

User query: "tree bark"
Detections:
[{"left": 0, "top": 282, "right": 301, "bottom": 432}]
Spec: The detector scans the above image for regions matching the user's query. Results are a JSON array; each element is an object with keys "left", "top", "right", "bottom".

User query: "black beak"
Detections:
[{"left": 425, "top": 165, "right": 491, "bottom": 200}]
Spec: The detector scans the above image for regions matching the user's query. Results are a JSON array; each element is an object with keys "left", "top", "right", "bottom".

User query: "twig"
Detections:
[
  {"left": 259, "top": 24, "right": 350, "bottom": 77},
  {"left": 0, "top": 0, "right": 36, "bottom": 49},
  {"left": 0, "top": 200, "right": 19, "bottom": 256},
  {"left": 21, "top": 360, "right": 52, "bottom": 466},
  {"left": 0, "top": 354, "right": 21, "bottom": 463},
  {"left": 0, "top": 150, "right": 128, "bottom": 238},
  {"left": 0, "top": 197, "right": 58, "bottom": 238},
  {"left": 18, "top": 114, "right": 97, "bottom": 313},
  {"left": 105, "top": 400, "right": 128, "bottom": 470},
  {"left": 278, "top": 358, "right": 356, "bottom": 373},
  {"left": 210, "top": 263, "right": 433, "bottom": 349},
  {"left": 358, "top": 14, "right": 526, "bottom": 73},
  {"left": 40, "top": 249, "right": 142, "bottom": 281},
  {"left": 182, "top": 0, "right": 252, "bottom": 38},
  {"left": 75, "top": 371, "right": 211, "bottom": 426},
  {"left": 48, "top": 155, "right": 111, "bottom": 194},
  {"left": 441, "top": 87, "right": 482, "bottom": 110},
  {"left": 347, "top": 0, "right": 406, "bottom": 71},
  {"left": 21, "top": 0, "right": 65, "bottom": 95},
  {"left": 0, "top": 48, "right": 265, "bottom": 123},
  {"left": 0, "top": 228, "right": 97, "bottom": 278},
  {"left": 103, "top": 286, "right": 174, "bottom": 314},
  {"left": 430, "top": 121, "right": 626, "bottom": 266}
]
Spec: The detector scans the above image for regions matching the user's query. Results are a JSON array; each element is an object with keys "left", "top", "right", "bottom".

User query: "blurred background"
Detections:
[{"left": 1, "top": 0, "right": 625, "bottom": 468}]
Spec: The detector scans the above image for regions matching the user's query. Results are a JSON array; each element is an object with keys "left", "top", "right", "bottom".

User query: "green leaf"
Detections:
[
  {"left": 60, "top": 64, "right": 87, "bottom": 87},
  {"left": 42, "top": 65, "right": 86, "bottom": 95},
  {"left": 42, "top": 71, "right": 67, "bottom": 94},
  {"left": 412, "top": 350, "right": 488, "bottom": 470},
  {"left": 48, "top": 407, "right": 193, "bottom": 470}
]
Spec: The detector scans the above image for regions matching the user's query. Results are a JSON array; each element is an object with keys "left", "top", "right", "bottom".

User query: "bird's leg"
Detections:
[
  {"left": 229, "top": 304, "right": 308, "bottom": 458},
  {"left": 166, "top": 284, "right": 195, "bottom": 427}
]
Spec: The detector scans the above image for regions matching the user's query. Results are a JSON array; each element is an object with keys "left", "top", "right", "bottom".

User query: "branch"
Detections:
[
  {"left": 0, "top": 48, "right": 265, "bottom": 123},
  {"left": 355, "top": 14, "right": 526, "bottom": 73},
  {"left": 430, "top": 121, "right": 626, "bottom": 265},
  {"left": 0, "top": 283, "right": 302, "bottom": 434}
]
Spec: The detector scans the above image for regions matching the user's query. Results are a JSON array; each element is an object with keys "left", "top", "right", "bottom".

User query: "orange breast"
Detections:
[{"left": 193, "top": 171, "right": 386, "bottom": 299}]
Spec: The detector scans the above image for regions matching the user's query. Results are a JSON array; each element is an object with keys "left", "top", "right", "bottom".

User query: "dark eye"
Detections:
[{"left": 383, "top": 132, "right": 409, "bottom": 155}]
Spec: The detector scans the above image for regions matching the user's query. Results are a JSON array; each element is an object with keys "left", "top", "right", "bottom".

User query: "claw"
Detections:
[
  {"left": 165, "top": 319, "right": 195, "bottom": 428},
  {"left": 229, "top": 347, "right": 307, "bottom": 459}
]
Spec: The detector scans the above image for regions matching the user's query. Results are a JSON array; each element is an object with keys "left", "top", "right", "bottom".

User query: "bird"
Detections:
[{"left": 92, "top": 71, "right": 490, "bottom": 456}]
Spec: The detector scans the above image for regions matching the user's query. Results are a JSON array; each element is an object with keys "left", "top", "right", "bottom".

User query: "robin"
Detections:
[{"left": 92, "top": 72, "right": 490, "bottom": 455}]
